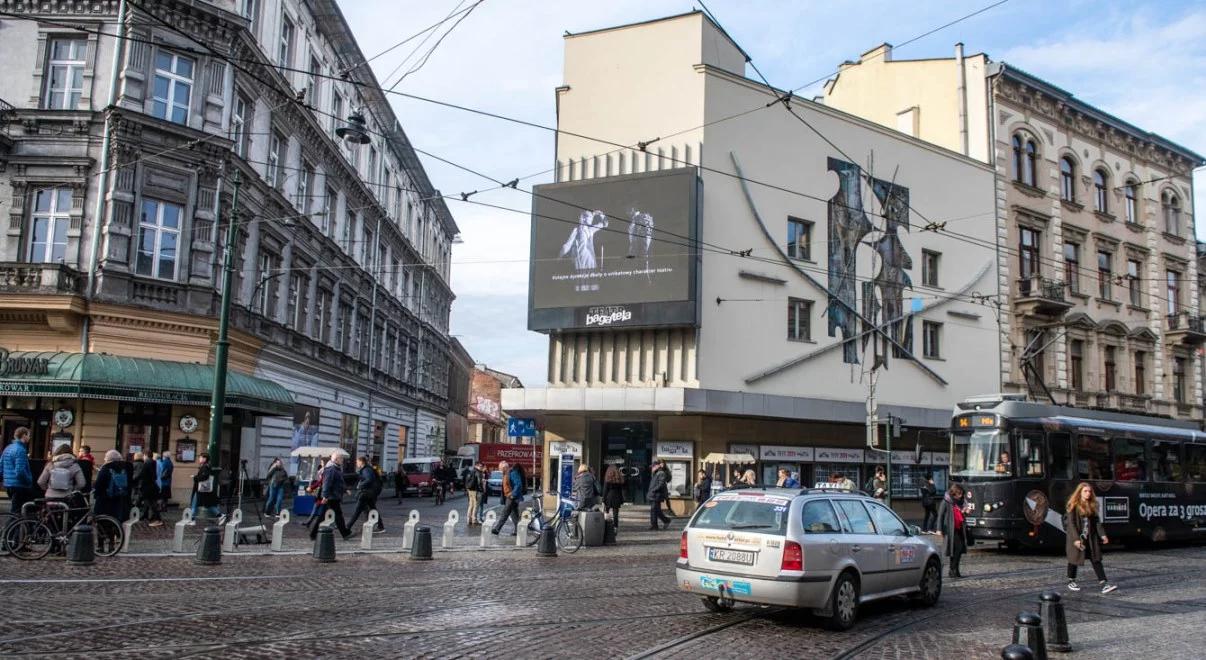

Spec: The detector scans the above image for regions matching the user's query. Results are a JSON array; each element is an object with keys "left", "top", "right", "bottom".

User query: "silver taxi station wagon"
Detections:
[{"left": 675, "top": 487, "right": 942, "bottom": 630}]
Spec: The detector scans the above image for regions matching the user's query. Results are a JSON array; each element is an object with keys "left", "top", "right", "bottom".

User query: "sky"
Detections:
[{"left": 340, "top": 0, "right": 1206, "bottom": 387}]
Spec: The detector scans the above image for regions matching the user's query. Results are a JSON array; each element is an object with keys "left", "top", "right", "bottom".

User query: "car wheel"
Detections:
[
  {"left": 824, "top": 572, "right": 859, "bottom": 631},
  {"left": 701, "top": 596, "right": 732, "bottom": 613},
  {"left": 915, "top": 558, "right": 942, "bottom": 607}
]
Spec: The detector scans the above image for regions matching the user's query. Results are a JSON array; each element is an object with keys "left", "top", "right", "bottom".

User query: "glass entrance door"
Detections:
[{"left": 602, "top": 421, "right": 653, "bottom": 504}]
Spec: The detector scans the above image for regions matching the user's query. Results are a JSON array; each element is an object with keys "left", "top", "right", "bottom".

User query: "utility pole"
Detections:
[{"left": 207, "top": 168, "right": 242, "bottom": 460}]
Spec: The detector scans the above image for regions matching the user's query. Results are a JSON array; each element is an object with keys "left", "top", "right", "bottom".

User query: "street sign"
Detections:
[{"left": 507, "top": 417, "right": 536, "bottom": 437}]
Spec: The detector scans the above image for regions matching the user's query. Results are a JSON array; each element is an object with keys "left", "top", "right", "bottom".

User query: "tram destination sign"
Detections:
[{"left": 0, "top": 348, "right": 50, "bottom": 377}]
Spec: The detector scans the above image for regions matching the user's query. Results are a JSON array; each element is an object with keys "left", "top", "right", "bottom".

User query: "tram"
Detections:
[{"left": 948, "top": 394, "right": 1206, "bottom": 549}]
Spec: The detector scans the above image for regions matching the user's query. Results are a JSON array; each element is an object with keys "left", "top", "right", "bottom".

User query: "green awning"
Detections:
[{"left": 0, "top": 352, "right": 293, "bottom": 416}]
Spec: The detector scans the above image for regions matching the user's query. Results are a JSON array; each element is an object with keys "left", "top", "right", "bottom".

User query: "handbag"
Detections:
[{"left": 197, "top": 475, "right": 215, "bottom": 493}]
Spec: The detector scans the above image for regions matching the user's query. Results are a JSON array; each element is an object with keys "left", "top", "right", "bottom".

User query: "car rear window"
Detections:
[{"left": 691, "top": 493, "right": 791, "bottom": 536}]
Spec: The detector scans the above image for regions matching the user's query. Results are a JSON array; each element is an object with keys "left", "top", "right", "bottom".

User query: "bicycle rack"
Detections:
[
  {"left": 360, "top": 510, "right": 379, "bottom": 550},
  {"left": 480, "top": 510, "right": 498, "bottom": 548},
  {"left": 442, "top": 510, "right": 459, "bottom": 549},
  {"left": 402, "top": 510, "right": 420, "bottom": 550},
  {"left": 222, "top": 509, "right": 243, "bottom": 553},
  {"left": 271, "top": 509, "right": 290, "bottom": 551},
  {"left": 173, "top": 509, "right": 193, "bottom": 552},
  {"left": 121, "top": 506, "right": 141, "bottom": 553},
  {"left": 516, "top": 510, "right": 533, "bottom": 547}
]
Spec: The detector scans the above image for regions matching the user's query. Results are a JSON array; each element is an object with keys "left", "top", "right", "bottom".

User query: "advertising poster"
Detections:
[{"left": 289, "top": 405, "right": 320, "bottom": 475}]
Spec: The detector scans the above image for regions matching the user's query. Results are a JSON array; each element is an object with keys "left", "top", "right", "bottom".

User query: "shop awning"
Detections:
[{"left": 0, "top": 351, "right": 293, "bottom": 416}]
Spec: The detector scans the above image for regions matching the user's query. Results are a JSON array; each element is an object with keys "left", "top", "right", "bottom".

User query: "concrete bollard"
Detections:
[
  {"left": 1001, "top": 644, "right": 1036, "bottom": 660},
  {"left": 67, "top": 523, "right": 95, "bottom": 566},
  {"left": 1039, "top": 591, "right": 1071, "bottom": 653},
  {"left": 410, "top": 525, "right": 433, "bottom": 560},
  {"left": 402, "top": 510, "right": 420, "bottom": 550},
  {"left": 443, "top": 510, "right": 459, "bottom": 549},
  {"left": 480, "top": 511, "right": 498, "bottom": 548},
  {"left": 360, "top": 510, "right": 379, "bottom": 550},
  {"left": 195, "top": 527, "right": 222, "bottom": 565},
  {"left": 516, "top": 510, "right": 532, "bottom": 547},
  {"left": 1011, "top": 612, "right": 1048, "bottom": 660},
  {"left": 271, "top": 509, "right": 291, "bottom": 551},
  {"left": 313, "top": 526, "right": 336, "bottom": 563},
  {"left": 121, "top": 506, "right": 141, "bottom": 554},
  {"left": 536, "top": 521, "right": 557, "bottom": 557},
  {"left": 222, "top": 509, "right": 243, "bottom": 553},
  {"left": 318, "top": 508, "right": 335, "bottom": 529},
  {"left": 173, "top": 508, "right": 193, "bottom": 553}
]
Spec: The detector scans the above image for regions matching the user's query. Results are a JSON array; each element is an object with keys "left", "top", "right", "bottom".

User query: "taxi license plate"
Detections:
[{"left": 708, "top": 547, "right": 755, "bottom": 565}]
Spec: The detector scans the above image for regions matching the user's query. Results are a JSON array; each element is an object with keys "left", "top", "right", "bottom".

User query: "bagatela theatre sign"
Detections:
[{"left": 0, "top": 348, "right": 50, "bottom": 377}]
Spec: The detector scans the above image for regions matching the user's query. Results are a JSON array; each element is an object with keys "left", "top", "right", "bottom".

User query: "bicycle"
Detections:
[
  {"left": 526, "top": 491, "right": 584, "bottom": 554},
  {"left": 3, "top": 496, "right": 124, "bottom": 560},
  {"left": 431, "top": 479, "right": 446, "bottom": 505}
]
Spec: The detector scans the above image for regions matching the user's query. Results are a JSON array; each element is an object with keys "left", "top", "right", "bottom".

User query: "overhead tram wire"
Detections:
[
  {"left": 342, "top": 0, "right": 483, "bottom": 77},
  {"left": 385, "top": 0, "right": 484, "bottom": 91},
  {"left": 378, "top": 0, "right": 471, "bottom": 89}
]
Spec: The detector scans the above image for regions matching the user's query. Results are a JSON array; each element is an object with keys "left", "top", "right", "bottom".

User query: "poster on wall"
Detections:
[
  {"left": 289, "top": 405, "right": 321, "bottom": 475},
  {"left": 340, "top": 413, "right": 359, "bottom": 468}
]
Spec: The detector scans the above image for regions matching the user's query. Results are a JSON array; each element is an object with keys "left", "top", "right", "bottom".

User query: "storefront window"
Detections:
[
  {"left": 117, "top": 404, "right": 171, "bottom": 460},
  {"left": 813, "top": 464, "right": 861, "bottom": 489}
]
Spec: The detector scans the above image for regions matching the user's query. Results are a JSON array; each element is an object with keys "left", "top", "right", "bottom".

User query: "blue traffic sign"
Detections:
[{"left": 508, "top": 417, "right": 537, "bottom": 437}]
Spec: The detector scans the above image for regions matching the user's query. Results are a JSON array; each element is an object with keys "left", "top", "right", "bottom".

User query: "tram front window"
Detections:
[{"left": 952, "top": 430, "right": 1012, "bottom": 478}]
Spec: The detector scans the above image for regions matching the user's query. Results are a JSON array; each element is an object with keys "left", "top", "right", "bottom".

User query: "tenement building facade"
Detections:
[
  {"left": 824, "top": 44, "right": 1204, "bottom": 421},
  {"left": 0, "top": 0, "right": 456, "bottom": 500}
]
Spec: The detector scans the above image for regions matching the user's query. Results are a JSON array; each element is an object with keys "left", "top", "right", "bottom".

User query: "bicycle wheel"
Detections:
[
  {"left": 556, "top": 518, "right": 583, "bottom": 554},
  {"left": 0, "top": 514, "right": 16, "bottom": 557},
  {"left": 525, "top": 516, "right": 545, "bottom": 547},
  {"left": 5, "top": 519, "right": 53, "bottom": 560},
  {"left": 91, "top": 516, "right": 124, "bottom": 557}
]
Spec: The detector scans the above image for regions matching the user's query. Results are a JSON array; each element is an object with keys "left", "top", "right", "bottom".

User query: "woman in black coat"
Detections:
[
  {"left": 92, "top": 450, "right": 132, "bottom": 523},
  {"left": 1064, "top": 482, "right": 1116, "bottom": 593},
  {"left": 936, "top": 483, "right": 969, "bottom": 578},
  {"left": 693, "top": 469, "right": 712, "bottom": 504},
  {"left": 602, "top": 464, "right": 625, "bottom": 529}
]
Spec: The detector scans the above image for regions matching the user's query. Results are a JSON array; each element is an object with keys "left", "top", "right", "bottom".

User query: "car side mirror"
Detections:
[{"left": 907, "top": 524, "right": 922, "bottom": 537}]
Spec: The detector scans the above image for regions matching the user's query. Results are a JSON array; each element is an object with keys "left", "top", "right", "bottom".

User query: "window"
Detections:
[
  {"left": 278, "top": 16, "right": 295, "bottom": 67},
  {"left": 135, "top": 199, "right": 182, "bottom": 279},
  {"left": 256, "top": 252, "right": 278, "bottom": 315},
  {"left": 1112, "top": 438, "right": 1146, "bottom": 482},
  {"left": 1048, "top": 433, "right": 1072, "bottom": 480},
  {"left": 267, "top": 130, "right": 283, "bottom": 189},
  {"left": 1093, "top": 169, "right": 1109, "bottom": 213},
  {"left": 1012, "top": 134, "right": 1038, "bottom": 185},
  {"left": 1188, "top": 445, "right": 1206, "bottom": 482},
  {"left": 1127, "top": 259, "right": 1141, "bottom": 306},
  {"left": 230, "top": 95, "right": 250, "bottom": 158},
  {"left": 243, "top": 0, "right": 260, "bottom": 37},
  {"left": 390, "top": 257, "right": 401, "bottom": 293},
  {"left": 151, "top": 51, "right": 193, "bottom": 124},
  {"left": 1097, "top": 250, "right": 1112, "bottom": 299},
  {"left": 786, "top": 217, "right": 811, "bottom": 260},
  {"left": 1059, "top": 157, "right": 1076, "bottom": 202},
  {"left": 922, "top": 249, "right": 940, "bottom": 287},
  {"left": 834, "top": 500, "right": 875, "bottom": 534},
  {"left": 1124, "top": 179, "right": 1139, "bottom": 224},
  {"left": 1134, "top": 351, "right": 1146, "bottom": 396},
  {"left": 865, "top": 501, "right": 907, "bottom": 536},
  {"left": 297, "top": 159, "right": 315, "bottom": 214},
  {"left": 922, "top": 321, "right": 941, "bottom": 359},
  {"left": 1069, "top": 339, "right": 1083, "bottom": 390},
  {"left": 1104, "top": 346, "right": 1116, "bottom": 391},
  {"left": 1173, "top": 357, "right": 1187, "bottom": 404},
  {"left": 787, "top": 298, "right": 812, "bottom": 341},
  {"left": 1064, "top": 242, "right": 1079, "bottom": 293},
  {"left": 331, "top": 91, "right": 344, "bottom": 138},
  {"left": 1019, "top": 227, "right": 1040, "bottom": 279},
  {"left": 1076, "top": 435, "right": 1112, "bottom": 480},
  {"left": 321, "top": 185, "right": 336, "bottom": 236},
  {"left": 306, "top": 53, "right": 321, "bottom": 105},
  {"left": 1162, "top": 191, "right": 1182, "bottom": 236},
  {"left": 367, "top": 146, "right": 378, "bottom": 183},
  {"left": 27, "top": 188, "right": 71, "bottom": 263},
  {"left": 1150, "top": 441, "right": 1181, "bottom": 482},
  {"left": 363, "top": 226, "right": 375, "bottom": 268},
  {"left": 1018, "top": 432, "right": 1044, "bottom": 477},
  {"left": 1166, "top": 270, "right": 1180, "bottom": 315},
  {"left": 335, "top": 302, "right": 351, "bottom": 352},
  {"left": 287, "top": 273, "right": 306, "bottom": 329},
  {"left": 43, "top": 38, "right": 86, "bottom": 110},
  {"left": 691, "top": 498, "right": 788, "bottom": 536},
  {"left": 1023, "top": 138, "right": 1037, "bottom": 186},
  {"left": 313, "top": 289, "right": 330, "bottom": 342}
]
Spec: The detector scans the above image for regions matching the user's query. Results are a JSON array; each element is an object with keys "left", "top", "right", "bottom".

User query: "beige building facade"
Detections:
[{"left": 824, "top": 44, "right": 1205, "bottom": 421}]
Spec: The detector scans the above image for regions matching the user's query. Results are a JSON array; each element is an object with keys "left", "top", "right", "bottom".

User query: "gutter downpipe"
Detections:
[
  {"left": 365, "top": 214, "right": 381, "bottom": 461},
  {"left": 956, "top": 42, "right": 969, "bottom": 157},
  {"left": 82, "top": 0, "right": 128, "bottom": 354},
  {"left": 987, "top": 64, "right": 1004, "bottom": 392}
]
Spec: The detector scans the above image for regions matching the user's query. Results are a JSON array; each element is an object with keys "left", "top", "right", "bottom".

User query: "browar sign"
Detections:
[
  {"left": 528, "top": 168, "right": 700, "bottom": 331},
  {"left": 0, "top": 347, "right": 51, "bottom": 377}
]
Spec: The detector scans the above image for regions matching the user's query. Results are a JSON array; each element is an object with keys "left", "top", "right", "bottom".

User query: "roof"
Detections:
[
  {"left": 0, "top": 352, "right": 293, "bottom": 416},
  {"left": 565, "top": 10, "right": 752, "bottom": 64}
]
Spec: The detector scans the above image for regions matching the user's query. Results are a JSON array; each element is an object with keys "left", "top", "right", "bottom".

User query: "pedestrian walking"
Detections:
[
  {"left": 490, "top": 461, "right": 525, "bottom": 536},
  {"left": 189, "top": 453, "right": 221, "bottom": 520},
  {"left": 603, "top": 464, "right": 625, "bottom": 529},
  {"left": 647, "top": 461, "right": 672, "bottom": 530},
  {"left": 76, "top": 445, "right": 95, "bottom": 494},
  {"left": 775, "top": 468, "right": 800, "bottom": 488},
  {"left": 264, "top": 457, "right": 289, "bottom": 516},
  {"left": 347, "top": 456, "right": 384, "bottom": 532},
  {"left": 463, "top": 460, "right": 482, "bottom": 525},
  {"left": 310, "top": 451, "right": 352, "bottom": 541},
  {"left": 303, "top": 460, "right": 326, "bottom": 528},
  {"left": 693, "top": 469, "right": 712, "bottom": 506},
  {"left": 919, "top": 473, "right": 939, "bottom": 533},
  {"left": 936, "top": 483, "right": 969, "bottom": 578},
  {"left": 155, "top": 452, "right": 173, "bottom": 516},
  {"left": 1065, "top": 482, "right": 1117, "bottom": 594},
  {"left": 131, "top": 452, "right": 161, "bottom": 523},
  {"left": 572, "top": 464, "right": 599, "bottom": 510},
  {"left": 394, "top": 463, "right": 406, "bottom": 502},
  {"left": 1, "top": 426, "right": 35, "bottom": 515},
  {"left": 93, "top": 449, "right": 133, "bottom": 522}
]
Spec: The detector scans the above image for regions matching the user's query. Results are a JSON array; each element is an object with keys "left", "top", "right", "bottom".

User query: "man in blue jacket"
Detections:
[
  {"left": 1, "top": 427, "right": 35, "bottom": 514},
  {"left": 490, "top": 461, "right": 526, "bottom": 536},
  {"left": 309, "top": 451, "right": 352, "bottom": 541}
]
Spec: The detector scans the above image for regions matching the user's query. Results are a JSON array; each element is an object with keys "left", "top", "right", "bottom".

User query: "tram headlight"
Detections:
[{"left": 983, "top": 504, "right": 993, "bottom": 512}]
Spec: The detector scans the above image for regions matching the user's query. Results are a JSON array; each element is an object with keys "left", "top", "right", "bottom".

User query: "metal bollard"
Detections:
[
  {"left": 360, "top": 510, "right": 379, "bottom": 550},
  {"left": 1039, "top": 591, "right": 1071, "bottom": 653},
  {"left": 603, "top": 517, "right": 617, "bottom": 545},
  {"left": 410, "top": 525, "right": 433, "bottom": 560},
  {"left": 1011, "top": 611, "right": 1048, "bottom": 660},
  {"left": 516, "top": 510, "right": 532, "bottom": 547},
  {"left": 536, "top": 524, "right": 557, "bottom": 557},
  {"left": 222, "top": 509, "right": 243, "bottom": 553},
  {"left": 313, "top": 525, "right": 336, "bottom": 563},
  {"left": 443, "top": 510, "right": 459, "bottom": 549},
  {"left": 67, "top": 523, "right": 95, "bottom": 566},
  {"left": 173, "top": 508, "right": 193, "bottom": 553},
  {"left": 402, "top": 510, "right": 420, "bottom": 550},
  {"left": 271, "top": 509, "right": 291, "bottom": 551},
  {"left": 1001, "top": 644, "right": 1036, "bottom": 660},
  {"left": 121, "top": 506, "right": 141, "bottom": 554},
  {"left": 480, "top": 511, "right": 498, "bottom": 548},
  {"left": 195, "top": 526, "right": 222, "bottom": 565}
]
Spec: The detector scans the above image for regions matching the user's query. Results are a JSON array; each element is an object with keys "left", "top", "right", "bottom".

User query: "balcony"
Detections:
[
  {"left": 0, "top": 262, "right": 83, "bottom": 295},
  {"left": 0, "top": 97, "right": 13, "bottom": 153},
  {"left": 1164, "top": 311, "right": 1206, "bottom": 345},
  {"left": 1013, "top": 275, "right": 1073, "bottom": 318}
]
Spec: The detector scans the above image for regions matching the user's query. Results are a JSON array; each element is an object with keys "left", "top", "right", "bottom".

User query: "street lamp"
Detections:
[
  {"left": 335, "top": 111, "right": 372, "bottom": 145},
  {"left": 206, "top": 168, "right": 243, "bottom": 460}
]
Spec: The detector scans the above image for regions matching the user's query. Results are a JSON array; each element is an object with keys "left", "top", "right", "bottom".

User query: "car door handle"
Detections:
[
  {"left": 887, "top": 545, "right": 896, "bottom": 551},
  {"left": 851, "top": 545, "right": 862, "bottom": 553}
]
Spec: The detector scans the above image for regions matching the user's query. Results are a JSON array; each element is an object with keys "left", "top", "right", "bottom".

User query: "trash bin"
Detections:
[
  {"left": 581, "top": 511, "right": 606, "bottom": 547},
  {"left": 293, "top": 494, "right": 317, "bottom": 516}
]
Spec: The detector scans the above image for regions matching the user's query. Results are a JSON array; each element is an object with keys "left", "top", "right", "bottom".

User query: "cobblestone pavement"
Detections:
[{"left": 0, "top": 538, "right": 1202, "bottom": 659}]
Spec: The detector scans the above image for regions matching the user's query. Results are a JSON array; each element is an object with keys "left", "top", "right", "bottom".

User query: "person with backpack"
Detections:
[
  {"left": 38, "top": 444, "right": 85, "bottom": 500},
  {"left": 264, "top": 457, "right": 289, "bottom": 516},
  {"left": 463, "top": 460, "right": 482, "bottom": 525},
  {"left": 190, "top": 453, "right": 221, "bottom": 520},
  {"left": 93, "top": 449, "right": 132, "bottom": 522},
  {"left": 347, "top": 456, "right": 384, "bottom": 532}
]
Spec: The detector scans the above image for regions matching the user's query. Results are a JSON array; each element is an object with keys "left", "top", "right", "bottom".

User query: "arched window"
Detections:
[
  {"left": 1124, "top": 179, "right": 1139, "bottom": 224},
  {"left": 1093, "top": 169, "right": 1109, "bottom": 213},
  {"left": 1162, "top": 190, "right": 1182, "bottom": 236},
  {"left": 1059, "top": 157, "right": 1076, "bottom": 202},
  {"left": 1011, "top": 134, "right": 1024, "bottom": 183},
  {"left": 1022, "top": 139, "right": 1037, "bottom": 186}
]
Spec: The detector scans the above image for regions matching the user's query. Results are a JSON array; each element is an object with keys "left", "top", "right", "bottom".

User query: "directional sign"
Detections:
[{"left": 507, "top": 417, "right": 537, "bottom": 437}]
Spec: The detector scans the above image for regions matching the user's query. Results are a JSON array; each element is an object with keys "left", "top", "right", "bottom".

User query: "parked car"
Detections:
[
  {"left": 675, "top": 487, "right": 941, "bottom": 630},
  {"left": 400, "top": 457, "right": 443, "bottom": 496}
]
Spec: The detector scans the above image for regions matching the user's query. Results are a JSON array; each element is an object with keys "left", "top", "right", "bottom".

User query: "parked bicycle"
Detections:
[
  {"left": 525, "top": 491, "right": 583, "bottom": 554},
  {"left": 2, "top": 495, "right": 124, "bottom": 560}
]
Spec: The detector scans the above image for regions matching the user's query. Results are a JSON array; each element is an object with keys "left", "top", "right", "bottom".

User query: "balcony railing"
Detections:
[
  {"left": 0, "top": 262, "right": 83, "bottom": 294},
  {"left": 1017, "top": 275, "right": 1067, "bottom": 301},
  {"left": 1166, "top": 311, "right": 1205, "bottom": 332}
]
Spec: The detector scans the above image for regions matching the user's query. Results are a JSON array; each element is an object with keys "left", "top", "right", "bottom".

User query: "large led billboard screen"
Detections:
[{"left": 528, "top": 168, "right": 699, "bottom": 331}]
